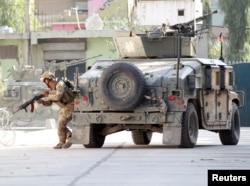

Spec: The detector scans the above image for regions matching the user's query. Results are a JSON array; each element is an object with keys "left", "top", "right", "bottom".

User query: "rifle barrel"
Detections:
[{"left": 66, "top": 54, "right": 102, "bottom": 67}]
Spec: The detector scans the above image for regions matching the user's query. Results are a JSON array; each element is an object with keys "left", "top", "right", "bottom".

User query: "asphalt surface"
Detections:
[{"left": 0, "top": 127, "right": 250, "bottom": 186}]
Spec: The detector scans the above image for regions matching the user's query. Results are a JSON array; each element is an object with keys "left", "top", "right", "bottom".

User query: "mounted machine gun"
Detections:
[
  {"left": 44, "top": 54, "right": 102, "bottom": 72},
  {"left": 169, "top": 10, "right": 218, "bottom": 36}
]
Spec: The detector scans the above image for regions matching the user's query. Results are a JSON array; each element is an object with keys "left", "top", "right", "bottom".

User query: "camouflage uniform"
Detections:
[{"left": 40, "top": 72, "right": 74, "bottom": 149}]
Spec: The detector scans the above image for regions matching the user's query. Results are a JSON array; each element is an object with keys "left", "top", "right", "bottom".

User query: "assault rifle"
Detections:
[
  {"left": 12, "top": 54, "right": 103, "bottom": 114},
  {"left": 12, "top": 94, "right": 44, "bottom": 114}
]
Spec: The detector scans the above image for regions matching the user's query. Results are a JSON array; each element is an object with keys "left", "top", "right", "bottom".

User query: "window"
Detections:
[
  {"left": 0, "top": 45, "right": 18, "bottom": 59},
  {"left": 178, "top": 9, "right": 185, "bottom": 16}
]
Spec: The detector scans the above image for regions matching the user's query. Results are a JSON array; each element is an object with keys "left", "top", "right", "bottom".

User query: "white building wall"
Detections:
[{"left": 137, "top": 0, "right": 203, "bottom": 26}]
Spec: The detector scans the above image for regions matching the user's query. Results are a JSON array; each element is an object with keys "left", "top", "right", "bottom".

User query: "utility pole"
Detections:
[
  {"left": 194, "top": 0, "right": 196, "bottom": 32},
  {"left": 24, "top": 0, "right": 30, "bottom": 65}
]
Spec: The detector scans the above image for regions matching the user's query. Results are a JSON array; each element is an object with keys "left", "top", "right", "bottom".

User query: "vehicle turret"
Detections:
[
  {"left": 114, "top": 10, "right": 217, "bottom": 59},
  {"left": 10, "top": 65, "right": 43, "bottom": 82}
]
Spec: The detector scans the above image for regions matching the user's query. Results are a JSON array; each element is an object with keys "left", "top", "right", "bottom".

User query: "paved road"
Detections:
[{"left": 0, "top": 128, "right": 250, "bottom": 186}]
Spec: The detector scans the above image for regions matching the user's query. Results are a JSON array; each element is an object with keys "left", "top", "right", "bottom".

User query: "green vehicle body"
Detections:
[{"left": 71, "top": 11, "right": 245, "bottom": 148}]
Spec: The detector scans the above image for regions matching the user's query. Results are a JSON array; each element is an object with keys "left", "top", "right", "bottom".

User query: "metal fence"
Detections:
[{"left": 230, "top": 61, "right": 250, "bottom": 126}]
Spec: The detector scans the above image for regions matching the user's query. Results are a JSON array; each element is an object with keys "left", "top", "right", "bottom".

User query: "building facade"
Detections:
[{"left": 0, "top": 0, "right": 205, "bottom": 81}]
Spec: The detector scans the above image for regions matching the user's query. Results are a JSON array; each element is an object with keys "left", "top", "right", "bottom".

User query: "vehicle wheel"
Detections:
[
  {"left": 179, "top": 103, "right": 199, "bottom": 148},
  {"left": 84, "top": 124, "right": 105, "bottom": 148},
  {"left": 98, "top": 63, "right": 145, "bottom": 110},
  {"left": 219, "top": 102, "right": 240, "bottom": 145},
  {"left": 131, "top": 130, "right": 152, "bottom": 145},
  {"left": 0, "top": 109, "right": 16, "bottom": 146}
]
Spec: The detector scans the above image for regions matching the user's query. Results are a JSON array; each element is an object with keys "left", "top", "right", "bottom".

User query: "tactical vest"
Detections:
[{"left": 57, "top": 80, "right": 74, "bottom": 105}]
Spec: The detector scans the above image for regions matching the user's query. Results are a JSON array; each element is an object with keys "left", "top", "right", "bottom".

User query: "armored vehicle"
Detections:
[
  {"left": 0, "top": 56, "right": 101, "bottom": 126},
  {"left": 71, "top": 11, "right": 245, "bottom": 148},
  {"left": 0, "top": 65, "right": 58, "bottom": 126}
]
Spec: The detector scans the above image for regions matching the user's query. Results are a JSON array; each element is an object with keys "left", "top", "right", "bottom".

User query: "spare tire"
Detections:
[{"left": 98, "top": 62, "right": 145, "bottom": 110}]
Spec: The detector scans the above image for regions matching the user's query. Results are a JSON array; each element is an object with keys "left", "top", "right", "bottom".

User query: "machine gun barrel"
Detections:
[
  {"left": 185, "top": 10, "right": 218, "bottom": 25},
  {"left": 64, "top": 54, "right": 103, "bottom": 67},
  {"left": 169, "top": 10, "right": 218, "bottom": 35},
  {"left": 45, "top": 54, "right": 102, "bottom": 71}
]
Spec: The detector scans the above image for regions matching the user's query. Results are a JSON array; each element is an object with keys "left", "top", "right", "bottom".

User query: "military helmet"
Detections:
[{"left": 40, "top": 71, "right": 55, "bottom": 82}]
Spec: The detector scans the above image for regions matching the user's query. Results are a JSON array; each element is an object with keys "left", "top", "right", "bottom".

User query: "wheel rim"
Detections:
[
  {"left": 109, "top": 73, "right": 133, "bottom": 98},
  {"left": 98, "top": 62, "right": 146, "bottom": 110}
]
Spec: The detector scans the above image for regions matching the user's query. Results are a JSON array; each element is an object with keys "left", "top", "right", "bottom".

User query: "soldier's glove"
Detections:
[
  {"left": 36, "top": 99, "right": 44, "bottom": 104},
  {"left": 42, "top": 91, "right": 49, "bottom": 97}
]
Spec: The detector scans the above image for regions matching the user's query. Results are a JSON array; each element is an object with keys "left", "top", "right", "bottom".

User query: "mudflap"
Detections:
[
  {"left": 72, "top": 125, "right": 90, "bottom": 144},
  {"left": 162, "top": 125, "right": 181, "bottom": 146}
]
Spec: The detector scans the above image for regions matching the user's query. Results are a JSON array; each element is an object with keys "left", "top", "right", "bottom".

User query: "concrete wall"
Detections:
[
  {"left": 0, "top": 39, "right": 25, "bottom": 82},
  {"left": 86, "top": 37, "right": 119, "bottom": 68}
]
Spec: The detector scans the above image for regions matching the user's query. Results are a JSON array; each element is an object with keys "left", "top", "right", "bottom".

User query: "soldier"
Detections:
[{"left": 38, "top": 71, "right": 74, "bottom": 149}]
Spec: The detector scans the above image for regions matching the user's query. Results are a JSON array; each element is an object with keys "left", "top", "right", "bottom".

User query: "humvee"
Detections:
[
  {"left": 0, "top": 65, "right": 54, "bottom": 126},
  {"left": 71, "top": 11, "right": 245, "bottom": 148},
  {"left": 0, "top": 56, "right": 101, "bottom": 127},
  {"left": 0, "top": 64, "right": 69, "bottom": 127}
]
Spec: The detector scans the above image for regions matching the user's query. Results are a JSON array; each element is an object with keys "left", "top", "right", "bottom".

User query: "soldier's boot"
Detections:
[
  {"left": 53, "top": 143, "right": 64, "bottom": 149},
  {"left": 54, "top": 134, "right": 66, "bottom": 149},
  {"left": 62, "top": 132, "right": 72, "bottom": 149}
]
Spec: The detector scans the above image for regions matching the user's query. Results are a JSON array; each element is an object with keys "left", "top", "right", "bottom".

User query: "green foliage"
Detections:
[
  {"left": 97, "top": 0, "right": 130, "bottom": 29},
  {"left": 202, "top": 0, "right": 212, "bottom": 27},
  {"left": 209, "top": 39, "right": 220, "bottom": 59},
  {"left": 202, "top": 0, "right": 218, "bottom": 59},
  {"left": 0, "top": 0, "right": 37, "bottom": 33},
  {"left": 0, "top": 0, "right": 25, "bottom": 33},
  {"left": 209, "top": 37, "right": 229, "bottom": 60},
  {"left": 219, "top": 0, "right": 250, "bottom": 61}
]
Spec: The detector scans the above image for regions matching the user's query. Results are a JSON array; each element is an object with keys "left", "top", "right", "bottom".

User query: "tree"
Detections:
[
  {"left": 0, "top": 0, "right": 26, "bottom": 33},
  {"left": 201, "top": 0, "right": 216, "bottom": 59},
  {"left": 219, "top": 0, "right": 250, "bottom": 61},
  {"left": 0, "top": 0, "right": 37, "bottom": 33},
  {"left": 202, "top": 0, "right": 212, "bottom": 26}
]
